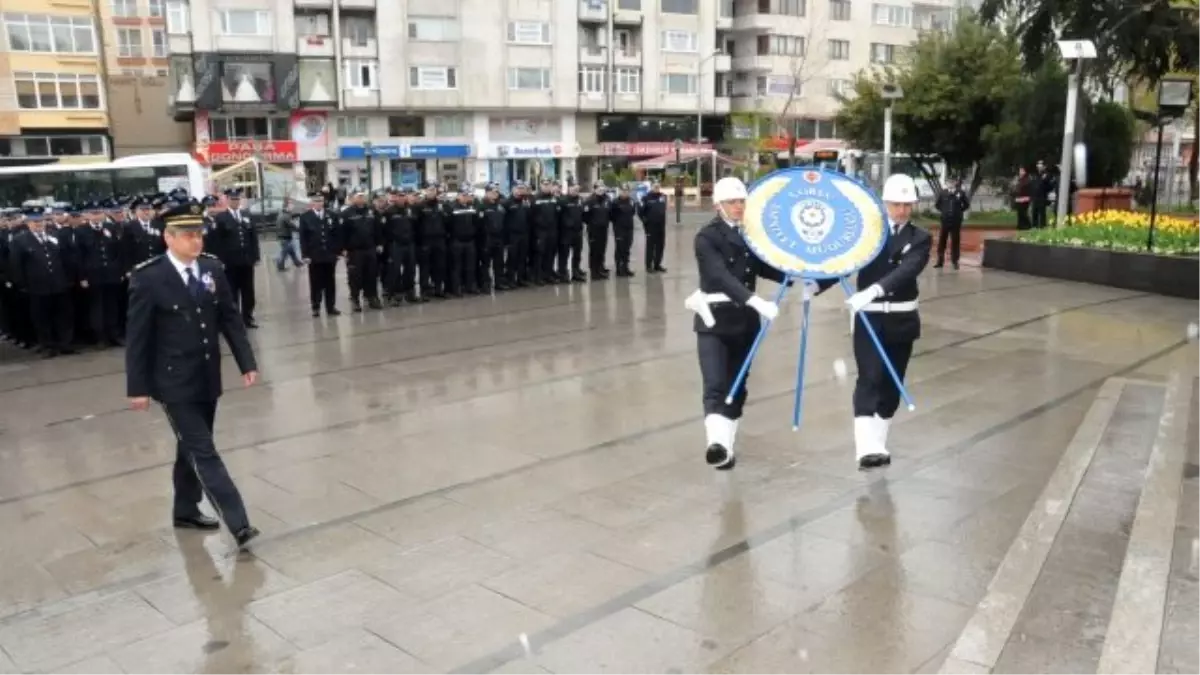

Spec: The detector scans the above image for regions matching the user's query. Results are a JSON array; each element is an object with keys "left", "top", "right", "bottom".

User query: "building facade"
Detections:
[{"left": 0, "top": 0, "right": 111, "bottom": 167}]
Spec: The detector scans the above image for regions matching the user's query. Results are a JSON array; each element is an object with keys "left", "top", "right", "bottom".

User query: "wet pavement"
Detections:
[{"left": 0, "top": 221, "right": 1195, "bottom": 673}]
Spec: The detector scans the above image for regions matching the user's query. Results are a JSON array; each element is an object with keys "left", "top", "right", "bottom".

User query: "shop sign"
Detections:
[
  {"left": 599, "top": 142, "right": 714, "bottom": 156},
  {"left": 201, "top": 140, "right": 298, "bottom": 164}
]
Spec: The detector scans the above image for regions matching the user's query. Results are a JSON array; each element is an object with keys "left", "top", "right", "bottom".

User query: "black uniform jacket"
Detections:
[
  {"left": 693, "top": 216, "right": 786, "bottom": 336},
  {"left": 298, "top": 209, "right": 343, "bottom": 263},
  {"left": 125, "top": 253, "right": 257, "bottom": 403},
  {"left": 819, "top": 221, "right": 932, "bottom": 343}
]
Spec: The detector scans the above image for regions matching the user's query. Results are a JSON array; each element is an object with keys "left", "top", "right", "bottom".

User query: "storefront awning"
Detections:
[{"left": 630, "top": 149, "right": 741, "bottom": 170}]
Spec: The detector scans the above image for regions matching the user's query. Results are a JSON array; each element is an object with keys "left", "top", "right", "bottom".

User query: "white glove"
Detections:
[
  {"left": 845, "top": 284, "right": 883, "bottom": 314},
  {"left": 801, "top": 280, "right": 819, "bottom": 302},
  {"left": 746, "top": 296, "right": 779, "bottom": 321},
  {"left": 684, "top": 290, "right": 716, "bottom": 328}
]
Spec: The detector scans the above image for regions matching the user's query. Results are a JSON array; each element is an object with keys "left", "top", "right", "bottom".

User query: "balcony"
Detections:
[
  {"left": 579, "top": 45, "right": 607, "bottom": 66},
  {"left": 579, "top": 0, "right": 607, "bottom": 23},
  {"left": 578, "top": 91, "right": 606, "bottom": 111},
  {"left": 167, "top": 33, "right": 191, "bottom": 54},
  {"left": 294, "top": 0, "right": 332, "bottom": 8},
  {"left": 612, "top": 9, "right": 642, "bottom": 25},
  {"left": 730, "top": 14, "right": 774, "bottom": 32},
  {"left": 342, "top": 37, "right": 378, "bottom": 58},
  {"left": 716, "top": 13, "right": 733, "bottom": 30},
  {"left": 339, "top": 0, "right": 376, "bottom": 8},
  {"left": 714, "top": 54, "right": 731, "bottom": 72},
  {"left": 297, "top": 34, "right": 335, "bottom": 57},
  {"left": 732, "top": 55, "right": 773, "bottom": 71},
  {"left": 713, "top": 96, "right": 730, "bottom": 114},
  {"left": 343, "top": 87, "right": 380, "bottom": 109},
  {"left": 613, "top": 50, "right": 640, "bottom": 67}
]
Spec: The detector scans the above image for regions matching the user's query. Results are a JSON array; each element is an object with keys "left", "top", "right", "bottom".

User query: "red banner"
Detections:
[
  {"left": 199, "top": 140, "right": 298, "bottom": 165},
  {"left": 599, "top": 142, "right": 713, "bottom": 157}
]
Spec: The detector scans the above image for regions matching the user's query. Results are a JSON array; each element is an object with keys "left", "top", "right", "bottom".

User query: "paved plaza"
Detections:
[{"left": 0, "top": 221, "right": 1195, "bottom": 674}]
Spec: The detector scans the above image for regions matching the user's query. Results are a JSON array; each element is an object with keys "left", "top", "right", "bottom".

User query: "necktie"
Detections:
[{"left": 185, "top": 267, "right": 204, "bottom": 299}]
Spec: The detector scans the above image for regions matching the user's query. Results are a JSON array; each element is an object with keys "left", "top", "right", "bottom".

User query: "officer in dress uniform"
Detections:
[
  {"left": 77, "top": 200, "right": 125, "bottom": 346},
  {"left": 503, "top": 183, "right": 532, "bottom": 288},
  {"left": 213, "top": 189, "right": 260, "bottom": 328},
  {"left": 9, "top": 206, "right": 76, "bottom": 356},
  {"left": 530, "top": 180, "right": 561, "bottom": 284},
  {"left": 610, "top": 184, "right": 638, "bottom": 278},
  {"left": 477, "top": 184, "right": 508, "bottom": 293},
  {"left": 125, "top": 201, "right": 260, "bottom": 549},
  {"left": 819, "top": 173, "right": 931, "bottom": 469},
  {"left": 583, "top": 181, "right": 611, "bottom": 280},
  {"left": 123, "top": 196, "right": 167, "bottom": 270},
  {"left": 298, "top": 192, "right": 343, "bottom": 317},
  {"left": 933, "top": 179, "right": 970, "bottom": 270},
  {"left": 557, "top": 184, "right": 587, "bottom": 283},
  {"left": 340, "top": 188, "right": 384, "bottom": 311},
  {"left": 639, "top": 182, "right": 669, "bottom": 274},
  {"left": 382, "top": 189, "right": 421, "bottom": 305},
  {"left": 415, "top": 183, "right": 449, "bottom": 299},
  {"left": 447, "top": 187, "right": 480, "bottom": 296},
  {"left": 686, "top": 177, "right": 791, "bottom": 470}
]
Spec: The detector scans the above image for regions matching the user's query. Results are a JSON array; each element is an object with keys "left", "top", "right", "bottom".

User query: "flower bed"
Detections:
[{"left": 1020, "top": 210, "right": 1200, "bottom": 256}]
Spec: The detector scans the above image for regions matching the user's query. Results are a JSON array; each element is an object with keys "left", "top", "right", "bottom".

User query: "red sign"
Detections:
[
  {"left": 599, "top": 142, "right": 713, "bottom": 157},
  {"left": 199, "top": 141, "right": 298, "bottom": 165}
]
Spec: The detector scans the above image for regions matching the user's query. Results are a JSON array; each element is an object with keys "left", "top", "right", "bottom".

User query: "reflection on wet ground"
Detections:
[{"left": 0, "top": 226, "right": 1194, "bottom": 673}]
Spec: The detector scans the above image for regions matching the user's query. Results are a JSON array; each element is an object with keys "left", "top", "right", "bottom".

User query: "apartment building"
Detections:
[{"left": 0, "top": 0, "right": 111, "bottom": 167}]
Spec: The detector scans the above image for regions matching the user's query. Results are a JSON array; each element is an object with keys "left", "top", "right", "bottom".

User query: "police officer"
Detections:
[
  {"left": 583, "top": 181, "right": 611, "bottom": 280},
  {"left": 382, "top": 189, "right": 421, "bottom": 305},
  {"left": 557, "top": 184, "right": 587, "bottom": 283},
  {"left": 685, "top": 177, "right": 792, "bottom": 470},
  {"left": 823, "top": 173, "right": 931, "bottom": 469},
  {"left": 530, "top": 180, "right": 561, "bottom": 284},
  {"left": 213, "top": 189, "right": 260, "bottom": 328},
  {"left": 503, "top": 183, "right": 532, "bottom": 288},
  {"left": 298, "top": 192, "right": 343, "bottom": 317},
  {"left": 76, "top": 200, "right": 125, "bottom": 346},
  {"left": 448, "top": 187, "right": 480, "bottom": 296},
  {"left": 477, "top": 184, "right": 508, "bottom": 292},
  {"left": 934, "top": 179, "right": 970, "bottom": 270},
  {"left": 9, "top": 206, "right": 75, "bottom": 356},
  {"left": 340, "top": 189, "right": 383, "bottom": 311},
  {"left": 125, "top": 201, "right": 260, "bottom": 549},
  {"left": 610, "top": 184, "right": 638, "bottom": 278},
  {"left": 639, "top": 181, "right": 669, "bottom": 274},
  {"left": 415, "top": 183, "right": 449, "bottom": 299}
]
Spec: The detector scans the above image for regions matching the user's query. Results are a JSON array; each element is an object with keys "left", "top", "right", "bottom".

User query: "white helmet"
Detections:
[
  {"left": 881, "top": 174, "right": 919, "bottom": 204},
  {"left": 713, "top": 177, "right": 748, "bottom": 203}
]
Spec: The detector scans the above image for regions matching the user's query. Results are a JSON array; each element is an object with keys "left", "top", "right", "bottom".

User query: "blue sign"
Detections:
[
  {"left": 741, "top": 167, "right": 888, "bottom": 280},
  {"left": 338, "top": 144, "right": 471, "bottom": 160}
]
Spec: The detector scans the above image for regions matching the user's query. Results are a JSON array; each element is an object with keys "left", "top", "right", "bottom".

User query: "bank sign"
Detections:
[
  {"left": 338, "top": 144, "right": 471, "bottom": 159},
  {"left": 489, "top": 143, "right": 578, "bottom": 159}
]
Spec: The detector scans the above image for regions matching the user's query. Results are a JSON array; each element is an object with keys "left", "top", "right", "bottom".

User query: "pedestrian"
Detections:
[
  {"left": 934, "top": 179, "right": 970, "bottom": 269},
  {"left": 274, "top": 199, "right": 303, "bottom": 270},
  {"left": 1012, "top": 167, "right": 1033, "bottom": 231},
  {"left": 124, "top": 200, "right": 260, "bottom": 549}
]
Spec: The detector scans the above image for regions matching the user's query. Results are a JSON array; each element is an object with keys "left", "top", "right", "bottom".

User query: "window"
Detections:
[
  {"left": 719, "top": 0, "right": 734, "bottom": 17},
  {"left": 3, "top": 14, "right": 95, "bottom": 53},
  {"left": 580, "top": 65, "right": 606, "bottom": 94},
  {"left": 408, "top": 66, "right": 457, "bottom": 90},
  {"left": 343, "top": 59, "right": 378, "bottom": 90},
  {"left": 757, "top": 0, "right": 805, "bottom": 16},
  {"left": 660, "top": 0, "right": 697, "bottom": 13},
  {"left": 218, "top": 10, "right": 271, "bottom": 36},
  {"left": 222, "top": 62, "right": 275, "bottom": 102},
  {"left": 407, "top": 17, "right": 459, "bottom": 41},
  {"left": 110, "top": 0, "right": 137, "bottom": 18},
  {"left": 613, "top": 67, "right": 640, "bottom": 94},
  {"left": 827, "top": 78, "right": 852, "bottom": 97},
  {"left": 508, "top": 67, "right": 551, "bottom": 91},
  {"left": 117, "top": 28, "right": 143, "bottom": 57},
  {"left": 618, "top": 0, "right": 641, "bottom": 8},
  {"left": 872, "top": 4, "right": 911, "bottom": 26},
  {"left": 295, "top": 13, "right": 330, "bottom": 36},
  {"left": 661, "top": 30, "right": 697, "bottom": 53},
  {"left": 614, "top": 29, "right": 635, "bottom": 56},
  {"left": 165, "top": 0, "right": 188, "bottom": 33},
  {"left": 148, "top": 0, "right": 164, "bottom": 17},
  {"left": 757, "top": 75, "right": 797, "bottom": 96},
  {"left": 660, "top": 73, "right": 697, "bottom": 95},
  {"left": 151, "top": 29, "right": 166, "bottom": 57},
  {"left": 829, "top": 39, "right": 849, "bottom": 60},
  {"left": 830, "top": 0, "right": 851, "bottom": 20},
  {"left": 870, "top": 42, "right": 895, "bottom": 63},
  {"left": 14, "top": 72, "right": 102, "bottom": 110},
  {"left": 335, "top": 116, "right": 368, "bottom": 137},
  {"left": 208, "top": 117, "right": 289, "bottom": 141},
  {"left": 0, "top": 135, "right": 106, "bottom": 158},
  {"left": 757, "top": 34, "right": 805, "bottom": 56},
  {"left": 507, "top": 21, "right": 550, "bottom": 44},
  {"left": 343, "top": 16, "right": 375, "bottom": 45},
  {"left": 431, "top": 115, "right": 465, "bottom": 136},
  {"left": 387, "top": 115, "right": 423, "bottom": 136}
]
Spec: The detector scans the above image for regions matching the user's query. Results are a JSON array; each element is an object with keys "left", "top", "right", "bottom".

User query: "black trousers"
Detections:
[
  {"left": 533, "top": 232, "right": 558, "bottom": 281},
  {"left": 644, "top": 221, "right": 666, "bottom": 269},
  {"left": 1031, "top": 201, "right": 1048, "bottom": 229},
  {"left": 346, "top": 249, "right": 379, "bottom": 301},
  {"left": 697, "top": 330, "right": 757, "bottom": 420},
  {"left": 558, "top": 229, "right": 583, "bottom": 276},
  {"left": 87, "top": 283, "right": 122, "bottom": 342},
  {"left": 449, "top": 240, "right": 477, "bottom": 293},
  {"left": 587, "top": 223, "right": 609, "bottom": 272},
  {"left": 161, "top": 400, "right": 250, "bottom": 533},
  {"left": 225, "top": 264, "right": 256, "bottom": 320},
  {"left": 5, "top": 289, "right": 33, "bottom": 345},
  {"left": 387, "top": 243, "right": 417, "bottom": 297},
  {"left": 29, "top": 292, "right": 73, "bottom": 351},
  {"left": 307, "top": 261, "right": 337, "bottom": 311},
  {"left": 73, "top": 287, "right": 91, "bottom": 343},
  {"left": 507, "top": 236, "right": 530, "bottom": 284},
  {"left": 118, "top": 278, "right": 129, "bottom": 336},
  {"left": 614, "top": 226, "right": 634, "bottom": 269},
  {"left": 1015, "top": 204, "right": 1031, "bottom": 230},
  {"left": 937, "top": 222, "right": 961, "bottom": 265},
  {"left": 420, "top": 244, "right": 447, "bottom": 294},
  {"left": 480, "top": 243, "right": 505, "bottom": 290},
  {"left": 852, "top": 320, "right": 914, "bottom": 419}
]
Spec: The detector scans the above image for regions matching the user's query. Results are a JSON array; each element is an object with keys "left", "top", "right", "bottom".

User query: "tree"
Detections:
[
  {"left": 981, "top": 60, "right": 1068, "bottom": 178},
  {"left": 1083, "top": 101, "right": 1137, "bottom": 186},
  {"left": 835, "top": 14, "right": 1023, "bottom": 196}
]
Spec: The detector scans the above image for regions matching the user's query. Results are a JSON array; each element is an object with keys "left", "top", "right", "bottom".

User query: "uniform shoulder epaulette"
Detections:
[
  {"left": 200, "top": 252, "right": 220, "bottom": 260},
  {"left": 133, "top": 254, "right": 165, "bottom": 272}
]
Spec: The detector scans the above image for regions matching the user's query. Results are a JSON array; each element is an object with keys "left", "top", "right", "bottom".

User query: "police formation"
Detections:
[
  {"left": 300, "top": 179, "right": 668, "bottom": 316},
  {"left": 0, "top": 188, "right": 263, "bottom": 358}
]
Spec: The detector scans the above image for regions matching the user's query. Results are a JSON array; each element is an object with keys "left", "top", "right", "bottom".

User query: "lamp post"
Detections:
[
  {"left": 880, "top": 83, "right": 904, "bottom": 182},
  {"left": 1053, "top": 39, "right": 1096, "bottom": 229},
  {"left": 1147, "top": 77, "right": 1196, "bottom": 251},
  {"left": 674, "top": 138, "right": 684, "bottom": 224},
  {"left": 362, "top": 139, "right": 373, "bottom": 191}
]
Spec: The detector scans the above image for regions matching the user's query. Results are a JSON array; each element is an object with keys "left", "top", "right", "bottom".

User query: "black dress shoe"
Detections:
[
  {"left": 244, "top": 318, "right": 259, "bottom": 328},
  {"left": 655, "top": 266, "right": 667, "bottom": 273},
  {"left": 312, "top": 309, "right": 321, "bottom": 317},
  {"left": 933, "top": 262, "right": 945, "bottom": 269},
  {"left": 234, "top": 526, "right": 261, "bottom": 550},
  {"left": 857, "top": 453, "right": 892, "bottom": 470},
  {"left": 328, "top": 308, "right": 342, "bottom": 316},
  {"left": 174, "top": 514, "right": 221, "bottom": 530}
]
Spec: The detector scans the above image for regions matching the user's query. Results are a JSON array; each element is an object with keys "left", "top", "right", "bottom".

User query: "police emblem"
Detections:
[{"left": 741, "top": 167, "right": 888, "bottom": 280}]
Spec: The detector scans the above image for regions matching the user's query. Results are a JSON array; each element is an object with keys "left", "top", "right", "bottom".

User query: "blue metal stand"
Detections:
[
  {"left": 791, "top": 296, "right": 812, "bottom": 430},
  {"left": 839, "top": 277, "right": 916, "bottom": 411},
  {"left": 724, "top": 279, "right": 792, "bottom": 405}
]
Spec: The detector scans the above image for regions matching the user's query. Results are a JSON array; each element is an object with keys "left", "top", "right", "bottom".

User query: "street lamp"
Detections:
[
  {"left": 1054, "top": 39, "right": 1096, "bottom": 229},
  {"left": 880, "top": 83, "right": 903, "bottom": 180},
  {"left": 674, "top": 138, "right": 684, "bottom": 225},
  {"left": 1147, "top": 77, "right": 1195, "bottom": 251},
  {"left": 362, "top": 139, "right": 373, "bottom": 191}
]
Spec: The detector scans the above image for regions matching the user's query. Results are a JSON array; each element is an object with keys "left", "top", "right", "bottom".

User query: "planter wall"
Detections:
[{"left": 982, "top": 238, "right": 1199, "bottom": 299}]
